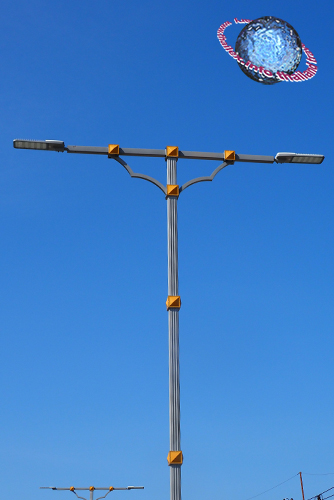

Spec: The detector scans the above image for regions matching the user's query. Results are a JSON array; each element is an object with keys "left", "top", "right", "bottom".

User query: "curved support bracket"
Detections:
[
  {"left": 96, "top": 492, "right": 112, "bottom": 500},
  {"left": 71, "top": 492, "right": 87, "bottom": 500},
  {"left": 179, "top": 161, "right": 231, "bottom": 193},
  {"left": 112, "top": 157, "right": 167, "bottom": 195}
]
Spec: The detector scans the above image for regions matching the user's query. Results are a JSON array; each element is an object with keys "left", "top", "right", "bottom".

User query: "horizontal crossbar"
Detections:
[{"left": 66, "top": 145, "right": 274, "bottom": 163}]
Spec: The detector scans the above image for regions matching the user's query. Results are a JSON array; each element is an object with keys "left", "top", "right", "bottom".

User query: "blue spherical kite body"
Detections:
[{"left": 235, "top": 16, "right": 302, "bottom": 84}]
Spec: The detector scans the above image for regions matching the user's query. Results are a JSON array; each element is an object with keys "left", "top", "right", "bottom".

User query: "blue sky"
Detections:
[{"left": 1, "top": 1, "right": 333, "bottom": 500}]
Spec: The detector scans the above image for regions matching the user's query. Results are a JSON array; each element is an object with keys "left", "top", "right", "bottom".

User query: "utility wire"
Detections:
[
  {"left": 307, "top": 486, "right": 334, "bottom": 500},
  {"left": 245, "top": 472, "right": 334, "bottom": 500},
  {"left": 305, "top": 474, "right": 334, "bottom": 477},
  {"left": 244, "top": 473, "right": 299, "bottom": 500}
]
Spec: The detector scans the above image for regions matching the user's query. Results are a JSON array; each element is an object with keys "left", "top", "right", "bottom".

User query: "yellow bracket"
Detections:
[
  {"left": 167, "top": 451, "right": 183, "bottom": 465},
  {"left": 108, "top": 144, "right": 120, "bottom": 156},
  {"left": 166, "top": 296, "right": 181, "bottom": 310},
  {"left": 109, "top": 487, "right": 114, "bottom": 491},
  {"left": 166, "top": 146, "right": 179, "bottom": 158},
  {"left": 166, "top": 185, "right": 179, "bottom": 197},
  {"left": 89, "top": 487, "right": 95, "bottom": 491},
  {"left": 224, "top": 150, "right": 235, "bottom": 161}
]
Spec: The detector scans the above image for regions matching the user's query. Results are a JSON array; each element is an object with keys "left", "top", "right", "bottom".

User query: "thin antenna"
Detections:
[{"left": 300, "top": 472, "right": 305, "bottom": 500}]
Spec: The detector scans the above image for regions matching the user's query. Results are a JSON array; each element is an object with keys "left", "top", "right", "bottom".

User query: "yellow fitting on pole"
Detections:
[
  {"left": 166, "top": 296, "right": 181, "bottom": 310},
  {"left": 89, "top": 487, "right": 95, "bottom": 491},
  {"left": 108, "top": 144, "right": 120, "bottom": 156},
  {"left": 166, "top": 185, "right": 179, "bottom": 197},
  {"left": 167, "top": 451, "right": 183, "bottom": 465},
  {"left": 70, "top": 487, "right": 75, "bottom": 492},
  {"left": 166, "top": 146, "right": 179, "bottom": 158},
  {"left": 224, "top": 150, "right": 235, "bottom": 161},
  {"left": 109, "top": 487, "right": 114, "bottom": 491}
]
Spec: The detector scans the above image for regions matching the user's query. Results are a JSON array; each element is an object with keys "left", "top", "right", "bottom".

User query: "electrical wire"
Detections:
[
  {"left": 244, "top": 473, "right": 299, "bottom": 500},
  {"left": 245, "top": 472, "right": 334, "bottom": 500},
  {"left": 307, "top": 486, "right": 334, "bottom": 500},
  {"left": 305, "top": 474, "right": 334, "bottom": 477}
]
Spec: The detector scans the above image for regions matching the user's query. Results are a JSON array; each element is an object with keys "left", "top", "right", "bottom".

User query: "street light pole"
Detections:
[
  {"left": 166, "top": 152, "right": 181, "bottom": 500},
  {"left": 14, "top": 140, "right": 325, "bottom": 500}
]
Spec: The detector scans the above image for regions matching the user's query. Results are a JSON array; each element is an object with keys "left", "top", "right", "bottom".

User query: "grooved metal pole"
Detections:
[{"left": 167, "top": 157, "right": 181, "bottom": 500}]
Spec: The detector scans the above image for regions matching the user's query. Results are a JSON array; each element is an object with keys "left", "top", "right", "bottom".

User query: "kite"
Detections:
[{"left": 217, "top": 16, "right": 318, "bottom": 84}]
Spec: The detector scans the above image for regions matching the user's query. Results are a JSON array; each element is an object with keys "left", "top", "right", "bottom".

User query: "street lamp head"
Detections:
[
  {"left": 275, "top": 152, "right": 325, "bottom": 164},
  {"left": 13, "top": 139, "right": 65, "bottom": 152}
]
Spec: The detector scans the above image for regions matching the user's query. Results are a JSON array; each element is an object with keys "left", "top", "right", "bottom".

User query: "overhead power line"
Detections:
[
  {"left": 245, "top": 473, "right": 299, "bottom": 500},
  {"left": 244, "top": 472, "right": 334, "bottom": 500},
  {"left": 307, "top": 486, "right": 334, "bottom": 500},
  {"left": 305, "top": 474, "right": 334, "bottom": 477}
]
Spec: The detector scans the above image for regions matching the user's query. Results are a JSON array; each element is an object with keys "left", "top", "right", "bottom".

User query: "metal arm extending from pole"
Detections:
[{"left": 40, "top": 486, "right": 144, "bottom": 500}]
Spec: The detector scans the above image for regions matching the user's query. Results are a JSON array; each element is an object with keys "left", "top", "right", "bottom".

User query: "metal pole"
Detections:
[
  {"left": 167, "top": 156, "right": 181, "bottom": 500},
  {"left": 90, "top": 489, "right": 94, "bottom": 500}
]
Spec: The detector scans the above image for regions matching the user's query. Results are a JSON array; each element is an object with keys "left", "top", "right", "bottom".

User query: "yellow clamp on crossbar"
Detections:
[
  {"left": 108, "top": 144, "right": 120, "bottom": 156},
  {"left": 166, "top": 146, "right": 179, "bottom": 158},
  {"left": 167, "top": 451, "right": 183, "bottom": 465},
  {"left": 224, "top": 150, "right": 235, "bottom": 161},
  {"left": 166, "top": 185, "right": 179, "bottom": 197},
  {"left": 89, "top": 487, "right": 95, "bottom": 491},
  {"left": 109, "top": 487, "right": 114, "bottom": 491},
  {"left": 70, "top": 487, "right": 75, "bottom": 492},
  {"left": 166, "top": 296, "right": 181, "bottom": 310}
]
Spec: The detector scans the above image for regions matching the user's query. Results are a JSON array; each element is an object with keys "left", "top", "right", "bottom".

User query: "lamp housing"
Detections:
[
  {"left": 13, "top": 139, "right": 65, "bottom": 152},
  {"left": 275, "top": 152, "right": 324, "bottom": 164}
]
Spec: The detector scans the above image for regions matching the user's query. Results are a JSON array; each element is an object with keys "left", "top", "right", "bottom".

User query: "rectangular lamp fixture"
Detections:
[
  {"left": 275, "top": 152, "right": 325, "bottom": 164},
  {"left": 13, "top": 139, "right": 65, "bottom": 152}
]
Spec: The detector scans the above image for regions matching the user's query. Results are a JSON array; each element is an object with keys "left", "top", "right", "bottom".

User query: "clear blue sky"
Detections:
[{"left": 1, "top": 1, "right": 333, "bottom": 500}]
